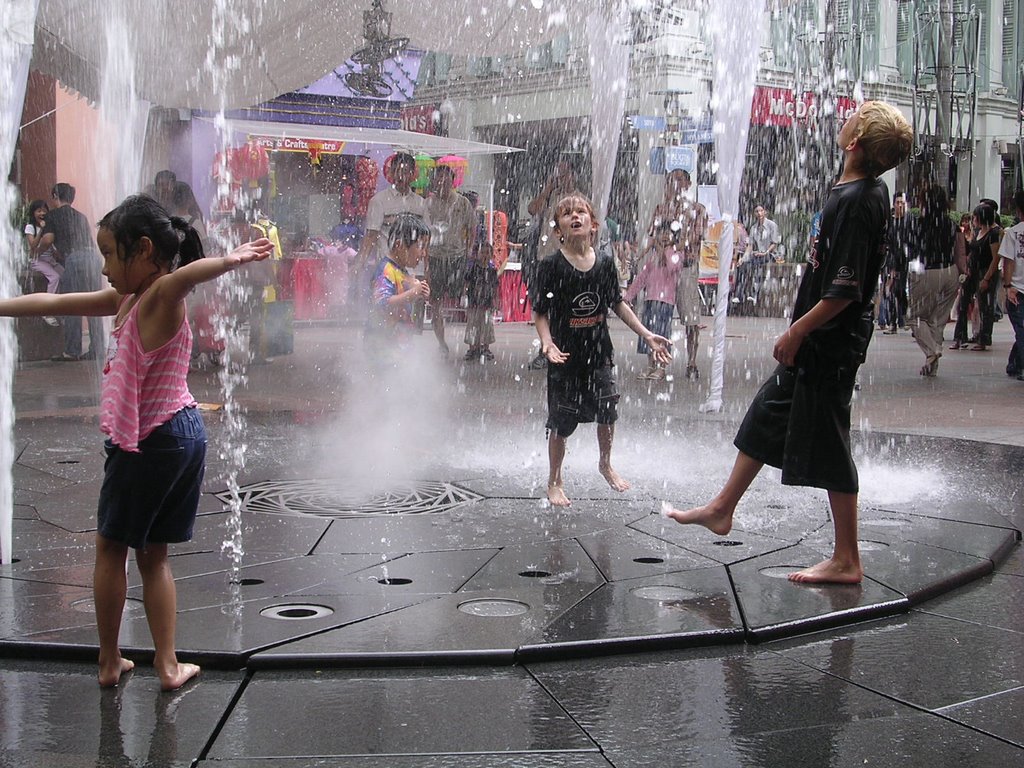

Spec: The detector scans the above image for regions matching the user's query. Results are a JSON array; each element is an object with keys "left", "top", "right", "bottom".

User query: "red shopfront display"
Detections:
[{"left": 497, "top": 262, "right": 532, "bottom": 322}]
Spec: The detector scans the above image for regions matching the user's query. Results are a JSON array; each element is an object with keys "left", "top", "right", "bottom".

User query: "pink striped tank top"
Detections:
[{"left": 100, "top": 295, "right": 197, "bottom": 452}]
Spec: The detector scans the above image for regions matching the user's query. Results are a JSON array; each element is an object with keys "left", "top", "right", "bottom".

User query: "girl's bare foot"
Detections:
[
  {"left": 599, "top": 464, "right": 631, "bottom": 492},
  {"left": 547, "top": 484, "right": 571, "bottom": 507},
  {"left": 98, "top": 657, "right": 135, "bottom": 688},
  {"left": 788, "top": 558, "right": 863, "bottom": 585},
  {"left": 660, "top": 502, "right": 734, "bottom": 535},
  {"left": 160, "top": 662, "right": 201, "bottom": 692}
]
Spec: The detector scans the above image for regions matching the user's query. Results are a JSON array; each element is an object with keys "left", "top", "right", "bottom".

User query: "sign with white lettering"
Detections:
[{"left": 750, "top": 87, "right": 859, "bottom": 128}]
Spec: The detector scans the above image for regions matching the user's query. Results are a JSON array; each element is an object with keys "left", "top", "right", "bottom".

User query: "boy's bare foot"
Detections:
[
  {"left": 599, "top": 465, "right": 631, "bottom": 492},
  {"left": 160, "top": 662, "right": 201, "bottom": 692},
  {"left": 98, "top": 657, "right": 135, "bottom": 688},
  {"left": 547, "top": 484, "right": 571, "bottom": 507},
  {"left": 660, "top": 501, "right": 734, "bottom": 535},
  {"left": 787, "top": 559, "right": 863, "bottom": 585}
]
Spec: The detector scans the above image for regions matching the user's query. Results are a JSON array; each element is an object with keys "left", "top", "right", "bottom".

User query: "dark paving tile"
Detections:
[
  {"left": 460, "top": 540, "right": 604, "bottom": 592},
  {"left": 859, "top": 511, "right": 1019, "bottom": 563},
  {"left": 201, "top": 757, "right": 614, "bottom": 767},
  {"left": 162, "top": 550, "right": 300, "bottom": 582},
  {"left": 28, "top": 479, "right": 103, "bottom": 532},
  {"left": 11, "top": 459, "right": 76, "bottom": 496},
  {"left": 208, "top": 668, "right": 594, "bottom": 759},
  {"left": 127, "top": 553, "right": 397, "bottom": 609},
  {"left": 252, "top": 584, "right": 597, "bottom": 665},
  {"left": 917, "top": 573, "right": 1024, "bottom": 635},
  {"left": 527, "top": 567, "right": 743, "bottom": 656},
  {"left": 0, "top": 659, "right": 241, "bottom": 765},
  {"left": 630, "top": 512, "right": 795, "bottom": 565},
  {"left": 292, "top": 549, "right": 500, "bottom": 595},
  {"left": 573, "top": 525, "right": 720, "bottom": 580},
  {"left": 730, "top": 546, "right": 906, "bottom": 640},
  {"left": 938, "top": 685, "right": 1024, "bottom": 748},
  {"left": 529, "top": 647, "right": 908, "bottom": 757},
  {"left": 996, "top": 544, "right": 1024, "bottom": 577},
  {"left": 179, "top": 511, "right": 330, "bottom": 557},
  {"left": 591, "top": 712, "right": 1024, "bottom": 768},
  {"left": 11, "top": 502, "right": 39, "bottom": 520},
  {"left": 5, "top": 517, "right": 94, "bottom": 551},
  {"left": 877, "top": 499, "right": 1021, "bottom": 532},
  {"left": 0, "top": 558, "right": 95, "bottom": 588},
  {"left": 313, "top": 499, "right": 634, "bottom": 555},
  {"left": 771, "top": 611, "right": 1024, "bottom": 710},
  {"left": 31, "top": 592, "right": 427, "bottom": 664},
  {"left": 0, "top": 583, "right": 111, "bottom": 640}
]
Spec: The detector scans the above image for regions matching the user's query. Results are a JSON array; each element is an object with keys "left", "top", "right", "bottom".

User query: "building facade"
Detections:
[{"left": 412, "top": 0, "right": 1023, "bottom": 253}]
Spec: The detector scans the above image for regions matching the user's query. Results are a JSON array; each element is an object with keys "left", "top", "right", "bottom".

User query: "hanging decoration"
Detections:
[
  {"left": 412, "top": 153, "right": 436, "bottom": 190},
  {"left": 229, "top": 140, "right": 270, "bottom": 183},
  {"left": 355, "top": 156, "right": 379, "bottom": 218},
  {"left": 436, "top": 155, "right": 468, "bottom": 188}
]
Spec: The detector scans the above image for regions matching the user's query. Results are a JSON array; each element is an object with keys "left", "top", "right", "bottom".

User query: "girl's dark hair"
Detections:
[
  {"left": 387, "top": 212, "right": 431, "bottom": 251},
  {"left": 27, "top": 199, "right": 47, "bottom": 225},
  {"left": 972, "top": 203, "right": 996, "bottom": 227},
  {"left": 98, "top": 195, "right": 204, "bottom": 269}
]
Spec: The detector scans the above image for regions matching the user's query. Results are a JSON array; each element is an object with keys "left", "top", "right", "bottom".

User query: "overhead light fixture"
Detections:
[{"left": 344, "top": 0, "right": 410, "bottom": 98}]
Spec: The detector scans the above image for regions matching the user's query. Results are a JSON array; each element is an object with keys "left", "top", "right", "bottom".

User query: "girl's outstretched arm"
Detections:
[
  {"left": 0, "top": 287, "right": 120, "bottom": 319},
  {"left": 155, "top": 238, "right": 276, "bottom": 305}
]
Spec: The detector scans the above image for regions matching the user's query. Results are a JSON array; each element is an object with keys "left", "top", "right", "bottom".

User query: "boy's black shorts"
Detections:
[
  {"left": 546, "top": 363, "right": 619, "bottom": 438},
  {"left": 733, "top": 355, "right": 859, "bottom": 494}
]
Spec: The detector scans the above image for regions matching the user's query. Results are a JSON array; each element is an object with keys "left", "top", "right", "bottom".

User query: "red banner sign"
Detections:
[
  {"left": 401, "top": 104, "right": 438, "bottom": 135},
  {"left": 750, "top": 87, "right": 859, "bottom": 128}
]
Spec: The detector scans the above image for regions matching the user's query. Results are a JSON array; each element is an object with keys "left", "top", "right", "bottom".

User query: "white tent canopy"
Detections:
[
  {"left": 209, "top": 118, "right": 525, "bottom": 156},
  {"left": 31, "top": 0, "right": 600, "bottom": 110}
]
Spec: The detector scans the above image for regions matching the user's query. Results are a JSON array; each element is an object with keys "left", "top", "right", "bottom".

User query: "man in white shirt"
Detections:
[
  {"left": 357, "top": 151, "right": 431, "bottom": 284},
  {"left": 998, "top": 189, "right": 1024, "bottom": 380}
]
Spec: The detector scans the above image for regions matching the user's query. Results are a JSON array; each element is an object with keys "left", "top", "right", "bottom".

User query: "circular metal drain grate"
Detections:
[{"left": 215, "top": 479, "right": 483, "bottom": 518}]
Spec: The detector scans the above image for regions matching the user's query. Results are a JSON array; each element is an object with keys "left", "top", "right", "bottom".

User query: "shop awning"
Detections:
[{"left": 207, "top": 117, "right": 525, "bottom": 157}]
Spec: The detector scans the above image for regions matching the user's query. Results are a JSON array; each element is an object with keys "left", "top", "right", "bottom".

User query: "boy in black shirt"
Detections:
[
  {"left": 664, "top": 101, "right": 912, "bottom": 584},
  {"left": 533, "top": 194, "right": 672, "bottom": 507}
]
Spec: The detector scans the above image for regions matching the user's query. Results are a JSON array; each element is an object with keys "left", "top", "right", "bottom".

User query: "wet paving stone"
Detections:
[
  {"left": 937, "top": 685, "right": 1024, "bottom": 748},
  {"left": 199, "top": 757, "right": 614, "bottom": 768},
  {"left": 0, "top": 660, "right": 242, "bottom": 766},
  {"left": 528, "top": 647, "right": 908, "bottom": 754},
  {"left": 917, "top": 572, "right": 1024, "bottom": 635},
  {"left": 207, "top": 668, "right": 595, "bottom": 759},
  {"left": 769, "top": 611, "right": 1024, "bottom": 711}
]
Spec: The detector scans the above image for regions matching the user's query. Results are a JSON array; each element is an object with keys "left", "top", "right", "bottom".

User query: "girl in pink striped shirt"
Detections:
[
  {"left": 624, "top": 222, "right": 685, "bottom": 380},
  {"left": 0, "top": 195, "right": 273, "bottom": 691}
]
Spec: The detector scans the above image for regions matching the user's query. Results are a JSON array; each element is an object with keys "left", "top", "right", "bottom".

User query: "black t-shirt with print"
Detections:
[
  {"left": 794, "top": 177, "right": 889, "bottom": 364},
  {"left": 532, "top": 249, "right": 623, "bottom": 371}
]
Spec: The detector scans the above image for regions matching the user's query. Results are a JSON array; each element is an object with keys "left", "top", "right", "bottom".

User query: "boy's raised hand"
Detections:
[{"left": 646, "top": 334, "right": 673, "bottom": 365}]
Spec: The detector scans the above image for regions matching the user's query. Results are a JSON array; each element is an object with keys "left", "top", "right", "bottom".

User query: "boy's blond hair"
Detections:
[{"left": 851, "top": 101, "right": 913, "bottom": 177}]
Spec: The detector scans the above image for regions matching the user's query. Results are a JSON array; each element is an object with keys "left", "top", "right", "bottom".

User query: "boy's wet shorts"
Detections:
[
  {"left": 546, "top": 363, "right": 619, "bottom": 438},
  {"left": 733, "top": 359, "right": 859, "bottom": 494},
  {"left": 98, "top": 407, "right": 207, "bottom": 550}
]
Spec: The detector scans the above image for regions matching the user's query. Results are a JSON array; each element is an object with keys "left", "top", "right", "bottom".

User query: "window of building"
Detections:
[{"left": 1003, "top": 0, "right": 1020, "bottom": 95}]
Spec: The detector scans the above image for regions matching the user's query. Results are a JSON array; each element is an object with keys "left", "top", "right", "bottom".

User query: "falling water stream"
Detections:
[{"left": 0, "top": 0, "right": 39, "bottom": 565}]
